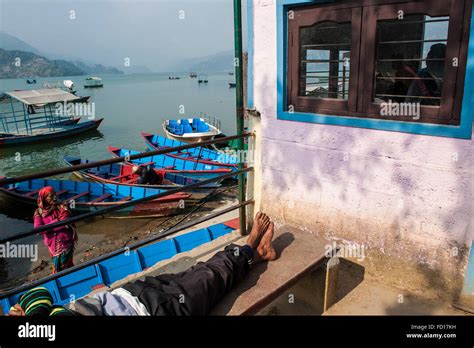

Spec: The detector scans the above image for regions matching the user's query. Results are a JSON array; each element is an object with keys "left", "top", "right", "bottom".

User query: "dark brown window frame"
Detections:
[{"left": 287, "top": 0, "right": 472, "bottom": 125}]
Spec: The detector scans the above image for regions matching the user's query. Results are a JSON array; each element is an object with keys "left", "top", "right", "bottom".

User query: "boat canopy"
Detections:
[
  {"left": 3, "top": 88, "right": 79, "bottom": 106},
  {"left": 0, "top": 88, "right": 80, "bottom": 136}
]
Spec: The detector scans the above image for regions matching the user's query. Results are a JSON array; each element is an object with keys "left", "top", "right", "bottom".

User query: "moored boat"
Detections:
[
  {"left": 0, "top": 119, "right": 102, "bottom": 147},
  {"left": 63, "top": 156, "right": 221, "bottom": 200},
  {"left": 0, "top": 178, "right": 191, "bottom": 219},
  {"left": 84, "top": 77, "right": 103, "bottom": 88},
  {"left": 141, "top": 132, "right": 238, "bottom": 168},
  {"left": 107, "top": 146, "right": 233, "bottom": 180},
  {"left": 198, "top": 74, "right": 208, "bottom": 83},
  {"left": 162, "top": 115, "right": 221, "bottom": 143},
  {"left": 0, "top": 88, "right": 103, "bottom": 148}
]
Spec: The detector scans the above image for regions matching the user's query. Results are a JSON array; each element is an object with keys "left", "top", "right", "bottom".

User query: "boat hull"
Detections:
[
  {"left": 0, "top": 119, "right": 103, "bottom": 148},
  {"left": 0, "top": 189, "right": 183, "bottom": 218},
  {"left": 0, "top": 178, "right": 190, "bottom": 219},
  {"left": 163, "top": 130, "right": 215, "bottom": 144},
  {"left": 141, "top": 132, "right": 238, "bottom": 168},
  {"left": 63, "top": 156, "right": 220, "bottom": 201},
  {"left": 107, "top": 147, "right": 232, "bottom": 181}
]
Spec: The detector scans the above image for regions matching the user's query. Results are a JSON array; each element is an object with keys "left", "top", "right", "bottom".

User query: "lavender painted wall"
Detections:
[{"left": 251, "top": 0, "right": 473, "bottom": 277}]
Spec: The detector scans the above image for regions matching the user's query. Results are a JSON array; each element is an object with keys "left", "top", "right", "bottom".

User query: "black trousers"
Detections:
[{"left": 123, "top": 244, "right": 251, "bottom": 315}]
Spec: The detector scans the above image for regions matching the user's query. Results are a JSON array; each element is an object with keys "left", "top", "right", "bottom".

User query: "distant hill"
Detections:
[
  {"left": 0, "top": 49, "right": 85, "bottom": 79},
  {"left": 173, "top": 50, "right": 236, "bottom": 73},
  {"left": 0, "top": 31, "right": 124, "bottom": 78},
  {"left": 74, "top": 60, "right": 123, "bottom": 75},
  {"left": 0, "top": 31, "right": 41, "bottom": 55}
]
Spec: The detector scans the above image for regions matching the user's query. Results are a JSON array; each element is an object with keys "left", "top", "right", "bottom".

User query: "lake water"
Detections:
[{"left": 0, "top": 72, "right": 237, "bottom": 238}]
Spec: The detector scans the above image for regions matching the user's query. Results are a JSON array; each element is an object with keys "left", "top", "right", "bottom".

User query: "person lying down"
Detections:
[{"left": 6, "top": 212, "right": 277, "bottom": 316}]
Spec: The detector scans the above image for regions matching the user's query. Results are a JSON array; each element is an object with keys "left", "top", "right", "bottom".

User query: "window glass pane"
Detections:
[
  {"left": 299, "top": 21, "right": 351, "bottom": 100},
  {"left": 374, "top": 15, "right": 449, "bottom": 106}
]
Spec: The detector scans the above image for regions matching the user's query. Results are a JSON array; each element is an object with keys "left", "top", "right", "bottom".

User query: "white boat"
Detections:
[
  {"left": 162, "top": 114, "right": 221, "bottom": 144},
  {"left": 84, "top": 77, "right": 103, "bottom": 88},
  {"left": 42, "top": 80, "right": 76, "bottom": 94}
]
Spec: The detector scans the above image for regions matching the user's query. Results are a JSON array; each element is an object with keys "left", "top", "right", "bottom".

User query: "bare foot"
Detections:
[
  {"left": 246, "top": 212, "right": 271, "bottom": 250},
  {"left": 255, "top": 222, "right": 277, "bottom": 262}
]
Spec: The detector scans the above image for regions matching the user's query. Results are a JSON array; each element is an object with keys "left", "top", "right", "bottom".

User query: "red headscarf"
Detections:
[{"left": 35, "top": 186, "right": 70, "bottom": 220}]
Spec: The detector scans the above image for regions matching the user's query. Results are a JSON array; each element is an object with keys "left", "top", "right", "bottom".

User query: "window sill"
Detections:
[{"left": 276, "top": 110, "right": 473, "bottom": 139}]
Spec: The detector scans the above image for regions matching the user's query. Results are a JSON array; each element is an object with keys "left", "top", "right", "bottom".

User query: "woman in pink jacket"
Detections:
[{"left": 33, "top": 186, "right": 77, "bottom": 274}]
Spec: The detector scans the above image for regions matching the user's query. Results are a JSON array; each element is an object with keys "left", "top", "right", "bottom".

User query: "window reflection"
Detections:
[{"left": 374, "top": 15, "right": 449, "bottom": 106}]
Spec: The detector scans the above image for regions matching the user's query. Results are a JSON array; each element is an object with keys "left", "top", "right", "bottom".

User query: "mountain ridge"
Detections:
[{"left": 0, "top": 31, "right": 124, "bottom": 78}]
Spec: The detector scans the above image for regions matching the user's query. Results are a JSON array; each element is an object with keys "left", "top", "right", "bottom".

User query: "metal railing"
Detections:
[{"left": 0, "top": 133, "right": 253, "bottom": 297}]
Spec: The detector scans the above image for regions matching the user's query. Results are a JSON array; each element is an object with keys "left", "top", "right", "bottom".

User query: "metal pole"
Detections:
[{"left": 234, "top": 0, "right": 247, "bottom": 235}]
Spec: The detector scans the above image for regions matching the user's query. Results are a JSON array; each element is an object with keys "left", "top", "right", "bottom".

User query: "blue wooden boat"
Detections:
[
  {"left": 0, "top": 178, "right": 191, "bottom": 219},
  {"left": 0, "top": 219, "right": 239, "bottom": 314},
  {"left": 141, "top": 132, "right": 239, "bottom": 168},
  {"left": 0, "top": 119, "right": 103, "bottom": 148},
  {"left": 63, "top": 156, "right": 221, "bottom": 200},
  {"left": 0, "top": 88, "right": 103, "bottom": 148},
  {"left": 107, "top": 146, "right": 233, "bottom": 180}
]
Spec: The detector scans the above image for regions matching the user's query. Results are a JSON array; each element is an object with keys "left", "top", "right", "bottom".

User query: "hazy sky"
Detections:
[{"left": 0, "top": 0, "right": 247, "bottom": 72}]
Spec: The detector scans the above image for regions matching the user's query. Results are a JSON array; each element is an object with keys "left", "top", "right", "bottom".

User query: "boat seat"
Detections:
[
  {"left": 192, "top": 118, "right": 201, "bottom": 129},
  {"left": 119, "top": 196, "right": 133, "bottom": 202},
  {"left": 171, "top": 125, "right": 184, "bottom": 135},
  {"left": 197, "top": 122, "right": 209, "bottom": 132},
  {"left": 169, "top": 120, "right": 179, "bottom": 127},
  {"left": 67, "top": 191, "right": 90, "bottom": 202},
  {"left": 182, "top": 125, "right": 193, "bottom": 134},
  {"left": 168, "top": 124, "right": 179, "bottom": 134},
  {"left": 210, "top": 225, "right": 337, "bottom": 315},
  {"left": 89, "top": 193, "right": 113, "bottom": 203}
]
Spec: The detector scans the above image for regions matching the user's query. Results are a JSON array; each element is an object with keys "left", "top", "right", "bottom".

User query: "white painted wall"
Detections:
[{"left": 251, "top": 0, "right": 473, "bottom": 276}]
